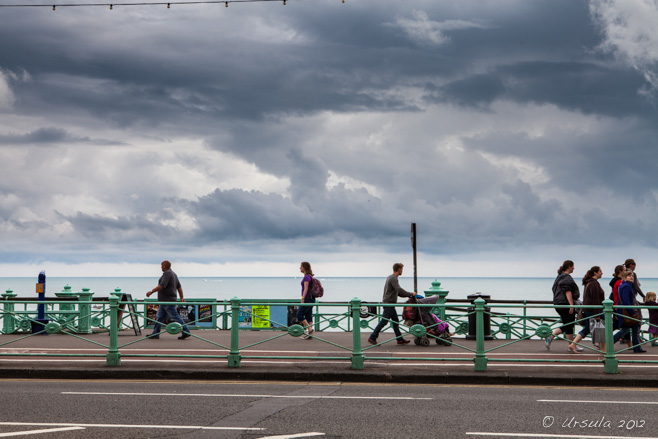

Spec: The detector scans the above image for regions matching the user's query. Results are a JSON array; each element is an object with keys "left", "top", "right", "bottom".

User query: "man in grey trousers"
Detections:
[{"left": 368, "top": 263, "right": 417, "bottom": 345}]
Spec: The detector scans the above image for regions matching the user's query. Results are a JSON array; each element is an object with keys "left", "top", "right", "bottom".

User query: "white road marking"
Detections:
[
  {"left": 257, "top": 433, "right": 325, "bottom": 439},
  {"left": 0, "top": 427, "right": 85, "bottom": 437},
  {"left": 467, "top": 433, "right": 658, "bottom": 439},
  {"left": 0, "top": 422, "right": 263, "bottom": 431},
  {"left": 539, "top": 399, "right": 658, "bottom": 404},
  {"left": 62, "top": 391, "right": 431, "bottom": 400}
]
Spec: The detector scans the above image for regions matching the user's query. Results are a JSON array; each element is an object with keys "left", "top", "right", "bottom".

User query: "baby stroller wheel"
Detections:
[
  {"left": 436, "top": 335, "right": 452, "bottom": 346},
  {"left": 420, "top": 336, "right": 431, "bottom": 347},
  {"left": 414, "top": 337, "right": 421, "bottom": 346}
]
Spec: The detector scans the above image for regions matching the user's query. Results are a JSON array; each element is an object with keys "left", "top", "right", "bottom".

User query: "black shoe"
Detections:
[
  {"left": 367, "top": 338, "right": 377, "bottom": 345},
  {"left": 634, "top": 349, "right": 647, "bottom": 353},
  {"left": 178, "top": 333, "right": 191, "bottom": 340},
  {"left": 147, "top": 333, "right": 160, "bottom": 339},
  {"left": 397, "top": 339, "right": 411, "bottom": 345}
]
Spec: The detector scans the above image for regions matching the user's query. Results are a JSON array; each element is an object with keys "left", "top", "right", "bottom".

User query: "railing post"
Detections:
[
  {"left": 351, "top": 298, "right": 364, "bottom": 370},
  {"left": 106, "top": 295, "right": 121, "bottom": 366},
  {"left": 77, "top": 288, "right": 94, "bottom": 334},
  {"left": 602, "top": 299, "right": 618, "bottom": 374},
  {"left": 474, "top": 297, "right": 488, "bottom": 372},
  {"left": 2, "top": 289, "right": 17, "bottom": 334},
  {"left": 228, "top": 297, "right": 241, "bottom": 368},
  {"left": 522, "top": 300, "right": 527, "bottom": 339}
]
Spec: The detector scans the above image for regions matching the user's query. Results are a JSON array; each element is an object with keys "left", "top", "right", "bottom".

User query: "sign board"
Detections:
[
  {"left": 144, "top": 301, "right": 216, "bottom": 329},
  {"left": 251, "top": 305, "right": 270, "bottom": 328},
  {"left": 123, "top": 293, "right": 141, "bottom": 336},
  {"left": 239, "top": 302, "right": 288, "bottom": 329}
]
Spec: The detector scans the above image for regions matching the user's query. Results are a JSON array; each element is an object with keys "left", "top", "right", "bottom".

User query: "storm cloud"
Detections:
[{"left": 1, "top": 0, "right": 658, "bottom": 276}]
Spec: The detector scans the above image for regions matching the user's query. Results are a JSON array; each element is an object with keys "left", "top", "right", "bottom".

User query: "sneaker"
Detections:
[
  {"left": 178, "top": 333, "right": 191, "bottom": 340},
  {"left": 545, "top": 336, "right": 553, "bottom": 350},
  {"left": 397, "top": 339, "right": 410, "bottom": 345},
  {"left": 567, "top": 346, "right": 584, "bottom": 352},
  {"left": 367, "top": 338, "right": 377, "bottom": 345}
]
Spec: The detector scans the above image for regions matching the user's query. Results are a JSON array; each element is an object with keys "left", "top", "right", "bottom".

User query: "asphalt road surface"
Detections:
[{"left": 0, "top": 379, "right": 656, "bottom": 438}]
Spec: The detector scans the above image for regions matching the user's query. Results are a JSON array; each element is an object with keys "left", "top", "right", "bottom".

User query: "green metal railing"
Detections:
[{"left": 3, "top": 294, "right": 658, "bottom": 374}]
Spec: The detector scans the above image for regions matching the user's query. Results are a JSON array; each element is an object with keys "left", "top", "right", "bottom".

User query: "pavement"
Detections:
[{"left": 1, "top": 330, "right": 658, "bottom": 386}]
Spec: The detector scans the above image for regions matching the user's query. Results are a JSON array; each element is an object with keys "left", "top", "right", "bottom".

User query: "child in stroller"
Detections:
[{"left": 402, "top": 295, "right": 453, "bottom": 346}]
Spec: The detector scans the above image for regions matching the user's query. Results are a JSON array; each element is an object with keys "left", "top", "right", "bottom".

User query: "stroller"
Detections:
[{"left": 402, "top": 295, "right": 453, "bottom": 347}]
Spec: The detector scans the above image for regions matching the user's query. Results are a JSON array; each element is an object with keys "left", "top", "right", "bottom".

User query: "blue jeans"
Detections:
[
  {"left": 370, "top": 307, "right": 403, "bottom": 340},
  {"left": 613, "top": 324, "right": 642, "bottom": 352},
  {"left": 150, "top": 304, "right": 190, "bottom": 336},
  {"left": 296, "top": 297, "right": 315, "bottom": 323},
  {"left": 577, "top": 310, "right": 596, "bottom": 338}
]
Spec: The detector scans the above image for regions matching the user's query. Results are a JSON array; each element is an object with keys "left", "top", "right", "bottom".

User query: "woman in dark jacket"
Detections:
[
  {"left": 569, "top": 266, "right": 605, "bottom": 353},
  {"left": 545, "top": 260, "right": 580, "bottom": 353}
]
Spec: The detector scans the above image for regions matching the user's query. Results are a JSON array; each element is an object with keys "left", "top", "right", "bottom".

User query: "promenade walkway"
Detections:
[{"left": 1, "top": 331, "right": 658, "bottom": 386}]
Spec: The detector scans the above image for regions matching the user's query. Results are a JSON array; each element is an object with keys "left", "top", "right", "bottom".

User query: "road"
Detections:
[{"left": 0, "top": 379, "right": 656, "bottom": 438}]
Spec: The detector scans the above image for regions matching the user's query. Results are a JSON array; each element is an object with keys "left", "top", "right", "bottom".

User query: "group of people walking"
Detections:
[{"left": 545, "top": 259, "right": 658, "bottom": 354}]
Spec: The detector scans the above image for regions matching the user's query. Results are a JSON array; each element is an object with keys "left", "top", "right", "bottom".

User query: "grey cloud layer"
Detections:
[{"left": 1, "top": 0, "right": 658, "bottom": 265}]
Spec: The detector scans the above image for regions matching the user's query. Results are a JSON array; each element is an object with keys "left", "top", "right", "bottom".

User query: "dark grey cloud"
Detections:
[
  {"left": 1, "top": 0, "right": 658, "bottom": 270},
  {"left": 0, "top": 127, "right": 121, "bottom": 145}
]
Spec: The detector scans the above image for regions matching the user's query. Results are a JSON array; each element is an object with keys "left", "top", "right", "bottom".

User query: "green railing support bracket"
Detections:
[
  {"left": 602, "top": 299, "right": 618, "bottom": 374},
  {"left": 474, "top": 297, "right": 488, "bottom": 372},
  {"left": 2, "top": 289, "right": 18, "bottom": 334},
  {"left": 350, "top": 298, "right": 364, "bottom": 370},
  {"left": 228, "top": 297, "right": 242, "bottom": 368},
  {"left": 106, "top": 295, "right": 121, "bottom": 366},
  {"left": 77, "top": 288, "right": 94, "bottom": 334}
]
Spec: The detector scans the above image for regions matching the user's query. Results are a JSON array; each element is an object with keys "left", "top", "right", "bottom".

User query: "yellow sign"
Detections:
[
  {"left": 36, "top": 283, "right": 44, "bottom": 294},
  {"left": 252, "top": 305, "right": 270, "bottom": 328}
]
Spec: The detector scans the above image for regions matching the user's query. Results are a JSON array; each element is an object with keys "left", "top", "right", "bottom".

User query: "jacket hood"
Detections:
[{"left": 583, "top": 277, "right": 597, "bottom": 286}]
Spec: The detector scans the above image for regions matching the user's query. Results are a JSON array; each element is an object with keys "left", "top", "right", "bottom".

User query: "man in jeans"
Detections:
[
  {"left": 146, "top": 260, "right": 191, "bottom": 340},
  {"left": 368, "top": 263, "right": 416, "bottom": 345}
]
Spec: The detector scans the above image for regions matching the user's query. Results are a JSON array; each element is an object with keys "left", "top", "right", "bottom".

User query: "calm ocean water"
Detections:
[{"left": 3, "top": 276, "right": 658, "bottom": 303}]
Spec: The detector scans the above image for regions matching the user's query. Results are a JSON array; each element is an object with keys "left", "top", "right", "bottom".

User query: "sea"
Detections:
[{"left": 3, "top": 276, "right": 658, "bottom": 303}]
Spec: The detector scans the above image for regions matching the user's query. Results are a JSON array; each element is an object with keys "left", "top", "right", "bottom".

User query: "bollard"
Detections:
[
  {"left": 33, "top": 270, "right": 49, "bottom": 334},
  {"left": 424, "top": 280, "right": 449, "bottom": 321},
  {"left": 350, "top": 298, "right": 364, "bottom": 370},
  {"left": 467, "top": 293, "right": 493, "bottom": 340},
  {"left": 474, "top": 297, "right": 488, "bottom": 371},
  {"left": 602, "top": 299, "right": 618, "bottom": 374},
  {"left": 106, "top": 295, "right": 121, "bottom": 366},
  {"left": 228, "top": 297, "right": 241, "bottom": 368},
  {"left": 55, "top": 285, "right": 76, "bottom": 331},
  {"left": 77, "top": 288, "right": 94, "bottom": 334},
  {"left": 2, "top": 289, "right": 17, "bottom": 334}
]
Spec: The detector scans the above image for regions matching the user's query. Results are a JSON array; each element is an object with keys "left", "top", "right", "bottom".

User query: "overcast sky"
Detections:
[{"left": 1, "top": 0, "right": 658, "bottom": 278}]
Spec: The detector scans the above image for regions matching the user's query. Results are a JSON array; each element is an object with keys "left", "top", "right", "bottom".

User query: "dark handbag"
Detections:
[{"left": 622, "top": 308, "right": 639, "bottom": 327}]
